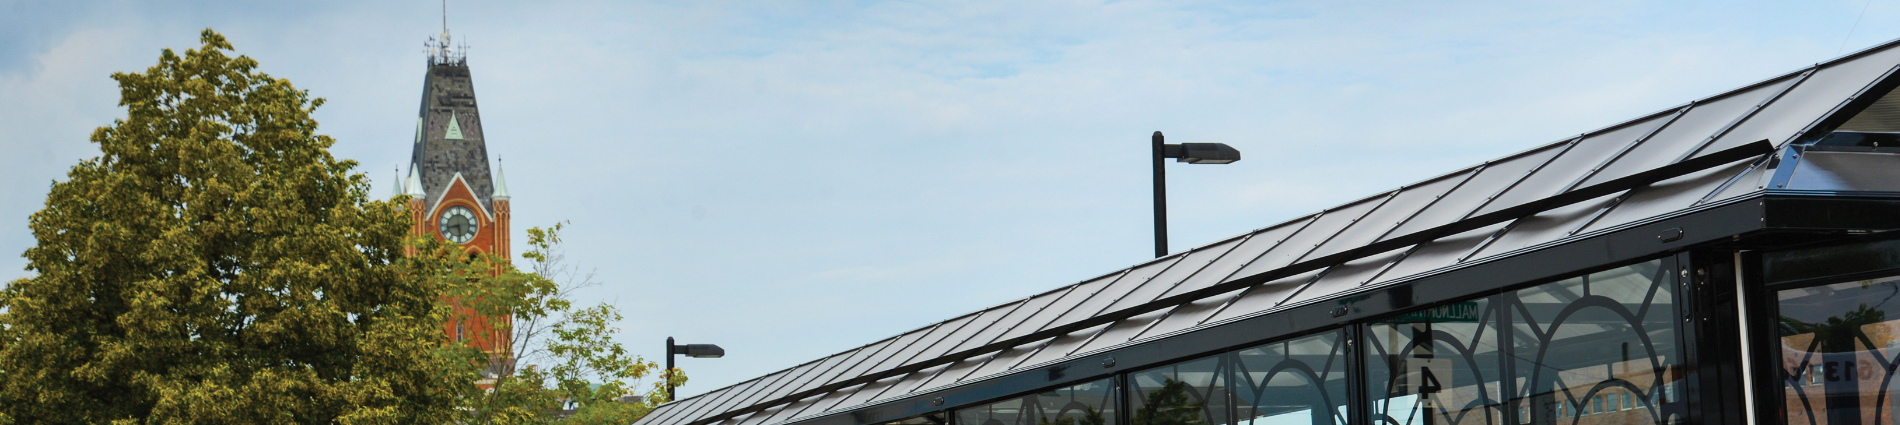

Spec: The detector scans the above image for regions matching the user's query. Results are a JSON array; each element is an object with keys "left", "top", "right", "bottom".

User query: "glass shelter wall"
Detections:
[
  {"left": 1767, "top": 237, "right": 1900, "bottom": 425},
  {"left": 951, "top": 258, "right": 1691, "bottom": 425}
]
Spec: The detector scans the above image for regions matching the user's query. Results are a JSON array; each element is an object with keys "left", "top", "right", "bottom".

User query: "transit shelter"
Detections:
[{"left": 636, "top": 40, "right": 1900, "bottom": 425}]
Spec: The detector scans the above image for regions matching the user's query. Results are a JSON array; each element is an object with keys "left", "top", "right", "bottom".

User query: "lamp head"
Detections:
[
  {"left": 675, "top": 344, "right": 725, "bottom": 358},
  {"left": 1176, "top": 143, "right": 1241, "bottom": 164}
]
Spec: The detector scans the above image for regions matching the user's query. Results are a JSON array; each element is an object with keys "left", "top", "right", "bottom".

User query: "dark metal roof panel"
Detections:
[
  {"left": 1584, "top": 77, "right": 1800, "bottom": 188},
  {"left": 751, "top": 351, "right": 860, "bottom": 411},
  {"left": 1384, "top": 142, "right": 1572, "bottom": 238},
  {"left": 1280, "top": 248, "right": 1411, "bottom": 307},
  {"left": 1582, "top": 161, "right": 1757, "bottom": 235},
  {"left": 1227, "top": 195, "right": 1393, "bottom": 279},
  {"left": 1305, "top": 168, "right": 1479, "bottom": 261},
  {"left": 1473, "top": 115, "right": 1677, "bottom": 217},
  {"left": 989, "top": 273, "right": 1122, "bottom": 345},
  {"left": 1734, "top": 55, "right": 1900, "bottom": 151},
  {"left": 1202, "top": 269, "right": 1328, "bottom": 324},
  {"left": 1043, "top": 258, "right": 1186, "bottom": 329},
  {"left": 1159, "top": 217, "right": 1313, "bottom": 299},
  {"left": 1134, "top": 287, "right": 1249, "bottom": 340}
]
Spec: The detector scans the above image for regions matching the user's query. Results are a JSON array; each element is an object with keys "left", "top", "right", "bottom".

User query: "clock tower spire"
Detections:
[{"left": 404, "top": 24, "right": 513, "bottom": 379}]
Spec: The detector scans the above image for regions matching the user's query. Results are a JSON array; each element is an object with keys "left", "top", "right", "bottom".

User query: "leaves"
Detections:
[
  {"left": 0, "top": 29, "right": 457, "bottom": 423},
  {"left": 444, "top": 223, "right": 677, "bottom": 424}
]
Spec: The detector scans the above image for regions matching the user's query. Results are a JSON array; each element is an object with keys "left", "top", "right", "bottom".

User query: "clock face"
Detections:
[{"left": 438, "top": 206, "right": 479, "bottom": 244}]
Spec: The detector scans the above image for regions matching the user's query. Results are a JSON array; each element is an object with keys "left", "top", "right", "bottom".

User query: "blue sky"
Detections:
[{"left": 4, "top": 0, "right": 1899, "bottom": 398}]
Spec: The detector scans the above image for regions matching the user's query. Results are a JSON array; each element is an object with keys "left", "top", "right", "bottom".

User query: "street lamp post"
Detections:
[
  {"left": 666, "top": 337, "right": 725, "bottom": 402},
  {"left": 1151, "top": 131, "right": 1241, "bottom": 258}
]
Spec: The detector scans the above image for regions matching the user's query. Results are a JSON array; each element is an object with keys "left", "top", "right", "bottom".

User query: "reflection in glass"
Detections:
[
  {"left": 1365, "top": 299, "right": 1504, "bottom": 425},
  {"left": 1234, "top": 331, "right": 1350, "bottom": 425},
  {"left": 1777, "top": 275, "right": 1900, "bottom": 425},
  {"left": 1130, "top": 356, "right": 1230, "bottom": 425},
  {"left": 1507, "top": 260, "right": 1684, "bottom": 424},
  {"left": 956, "top": 378, "right": 1118, "bottom": 425}
]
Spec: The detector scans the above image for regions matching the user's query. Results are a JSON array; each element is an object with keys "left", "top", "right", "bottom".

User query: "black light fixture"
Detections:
[
  {"left": 667, "top": 337, "right": 725, "bottom": 402},
  {"left": 1153, "top": 131, "right": 1242, "bottom": 257}
]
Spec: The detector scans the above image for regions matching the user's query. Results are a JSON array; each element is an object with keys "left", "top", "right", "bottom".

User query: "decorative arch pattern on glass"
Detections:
[
  {"left": 1505, "top": 260, "right": 1684, "bottom": 424},
  {"left": 1775, "top": 273, "right": 1900, "bottom": 424},
  {"left": 1364, "top": 258, "right": 1685, "bottom": 425}
]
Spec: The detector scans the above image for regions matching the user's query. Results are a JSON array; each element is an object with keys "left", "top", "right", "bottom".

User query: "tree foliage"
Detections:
[
  {"left": 0, "top": 29, "right": 680, "bottom": 425},
  {"left": 0, "top": 30, "right": 457, "bottom": 424},
  {"left": 443, "top": 223, "right": 682, "bottom": 425}
]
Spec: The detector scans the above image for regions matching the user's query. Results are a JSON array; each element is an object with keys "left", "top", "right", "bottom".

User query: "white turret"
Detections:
[
  {"left": 406, "top": 165, "right": 425, "bottom": 198},
  {"left": 391, "top": 168, "right": 403, "bottom": 199},
  {"left": 492, "top": 160, "right": 511, "bottom": 201}
]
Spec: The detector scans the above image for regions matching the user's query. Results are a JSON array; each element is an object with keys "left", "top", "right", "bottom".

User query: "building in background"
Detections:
[
  {"left": 398, "top": 30, "right": 514, "bottom": 381},
  {"left": 636, "top": 39, "right": 1900, "bottom": 425}
]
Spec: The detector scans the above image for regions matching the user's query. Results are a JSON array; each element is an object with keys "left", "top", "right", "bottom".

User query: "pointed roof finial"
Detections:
[
  {"left": 493, "top": 158, "right": 511, "bottom": 200},
  {"left": 406, "top": 164, "right": 426, "bottom": 197},
  {"left": 392, "top": 167, "right": 404, "bottom": 199}
]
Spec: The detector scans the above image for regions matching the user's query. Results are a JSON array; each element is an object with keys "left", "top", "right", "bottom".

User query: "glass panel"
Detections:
[
  {"left": 1204, "top": 269, "right": 1326, "bottom": 324},
  {"left": 1370, "top": 224, "right": 1505, "bottom": 287},
  {"left": 1136, "top": 288, "right": 1249, "bottom": 341},
  {"left": 923, "top": 352, "right": 996, "bottom": 389},
  {"left": 1474, "top": 115, "right": 1675, "bottom": 217},
  {"left": 1708, "top": 159, "right": 1771, "bottom": 203},
  {"left": 1710, "top": 45, "right": 1900, "bottom": 153},
  {"left": 1239, "top": 194, "right": 1392, "bottom": 275},
  {"left": 1234, "top": 330, "right": 1352, "bottom": 425},
  {"left": 1578, "top": 161, "right": 1753, "bottom": 235},
  {"left": 1765, "top": 238, "right": 1900, "bottom": 285},
  {"left": 906, "top": 307, "right": 1013, "bottom": 368},
  {"left": 880, "top": 363, "right": 952, "bottom": 401},
  {"left": 1044, "top": 259, "right": 1186, "bottom": 334},
  {"left": 1365, "top": 298, "right": 1504, "bottom": 425},
  {"left": 799, "top": 338, "right": 901, "bottom": 394},
  {"left": 1468, "top": 193, "right": 1618, "bottom": 260},
  {"left": 1775, "top": 274, "right": 1900, "bottom": 425},
  {"left": 867, "top": 315, "right": 978, "bottom": 374},
  {"left": 1015, "top": 324, "right": 1114, "bottom": 370},
  {"left": 1307, "top": 169, "right": 1477, "bottom": 261},
  {"left": 987, "top": 280, "right": 1109, "bottom": 351},
  {"left": 1111, "top": 238, "right": 1247, "bottom": 313},
  {"left": 1786, "top": 151, "right": 1900, "bottom": 192},
  {"left": 1385, "top": 143, "right": 1569, "bottom": 238},
  {"left": 964, "top": 339, "right": 1058, "bottom": 383},
  {"left": 733, "top": 359, "right": 830, "bottom": 412},
  {"left": 1582, "top": 78, "right": 1797, "bottom": 188},
  {"left": 955, "top": 378, "right": 1119, "bottom": 425},
  {"left": 1163, "top": 219, "right": 1313, "bottom": 299},
  {"left": 1130, "top": 355, "right": 1232, "bottom": 425},
  {"left": 1279, "top": 248, "right": 1408, "bottom": 307},
  {"left": 1071, "top": 309, "right": 1170, "bottom": 355},
  {"left": 760, "top": 349, "right": 872, "bottom": 406},
  {"left": 828, "top": 329, "right": 938, "bottom": 390},
  {"left": 1505, "top": 259, "right": 1684, "bottom": 424},
  {"left": 943, "top": 293, "right": 1066, "bottom": 359},
  {"left": 758, "top": 396, "right": 822, "bottom": 425}
]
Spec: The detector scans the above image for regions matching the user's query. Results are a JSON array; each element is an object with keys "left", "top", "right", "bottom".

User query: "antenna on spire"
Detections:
[{"left": 425, "top": 0, "right": 466, "bottom": 66}]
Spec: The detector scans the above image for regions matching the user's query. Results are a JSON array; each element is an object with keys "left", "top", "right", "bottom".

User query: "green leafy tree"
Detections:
[
  {"left": 0, "top": 30, "right": 457, "bottom": 424},
  {"left": 445, "top": 223, "right": 681, "bottom": 424},
  {"left": 1131, "top": 379, "right": 1207, "bottom": 425}
]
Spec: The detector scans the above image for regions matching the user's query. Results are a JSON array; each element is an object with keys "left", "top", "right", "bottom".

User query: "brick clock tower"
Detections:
[{"left": 398, "top": 32, "right": 513, "bottom": 375}]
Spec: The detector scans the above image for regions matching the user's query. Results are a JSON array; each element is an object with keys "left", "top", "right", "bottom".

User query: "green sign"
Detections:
[{"left": 1382, "top": 301, "right": 1482, "bottom": 323}]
